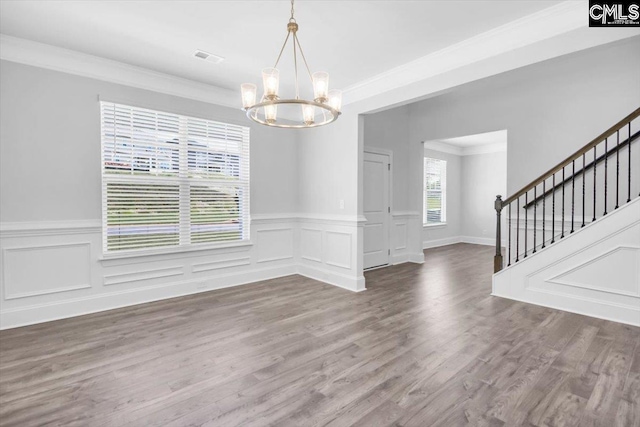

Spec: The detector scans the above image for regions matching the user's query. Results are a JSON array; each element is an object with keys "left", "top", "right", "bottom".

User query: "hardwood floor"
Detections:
[{"left": 0, "top": 243, "right": 638, "bottom": 426}]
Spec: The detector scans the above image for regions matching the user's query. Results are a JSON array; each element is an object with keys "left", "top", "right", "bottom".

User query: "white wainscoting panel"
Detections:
[
  {"left": 547, "top": 246, "right": 639, "bottom": 297},
  {"left": 297, "top": 217, "right": 366, "bottom": 292},
  {"left": 325, "top": 231, "right": 352, "bottom": 269},
  {"left": 394, "top": 222, "right": 407, "bottom": 251},
  {"left": 192, "top": 256, "right": 252, "bottom": 273},
  {"left": 256, "top": 228, "right": 294, "bottom": 263},
  {"left": 103, "top": 266, "right": 184, "bottom": 286},
  {"left": 493, "top": 198, "right": 640, "bottom": 326},
  {"left": 0, "top": 215, "right": 369, "bottom": 329},
  {"left": 392, "top": 212, "right": 424, "bottom": 265},
  {"left": 3, "top": 242, "right": 91, "bottom": 299},
  {"left": 300, "top": 228, "right": 322, "bottom": 263}
]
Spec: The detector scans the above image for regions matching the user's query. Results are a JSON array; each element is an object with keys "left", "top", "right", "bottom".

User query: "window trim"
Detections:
[
  {"left": 100, "top": 102, "right": 250, "bottom": 256},
  {"left": 423, "top": 157, "right": 447, "bottom": 226}
]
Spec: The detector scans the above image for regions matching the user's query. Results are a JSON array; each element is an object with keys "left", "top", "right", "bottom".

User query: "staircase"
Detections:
[{"left": 492, "top": 107, "right": 640, "bottom": 326}]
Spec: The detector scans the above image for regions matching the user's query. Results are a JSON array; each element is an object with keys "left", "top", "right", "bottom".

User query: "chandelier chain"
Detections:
[{"left": 290, "top": 0, "right": 295, "bottom": 21}]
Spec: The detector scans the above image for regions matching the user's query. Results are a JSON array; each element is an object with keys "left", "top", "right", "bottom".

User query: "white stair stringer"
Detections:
[{"left": 492, "top": 197, "right": 640, "bottom": 326}]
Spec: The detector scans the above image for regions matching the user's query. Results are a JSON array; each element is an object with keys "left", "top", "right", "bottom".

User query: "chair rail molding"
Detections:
[{"left": 0, "top": 212, "right": 369, "bottom": 329}]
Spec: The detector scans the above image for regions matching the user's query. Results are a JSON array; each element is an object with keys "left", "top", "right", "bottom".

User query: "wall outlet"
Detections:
[
  {"left": 196, "top": 282, "right": 207, "bottom": 290},
  {"left": 339, "top": 199, "right": 345, "bottom": 210}
]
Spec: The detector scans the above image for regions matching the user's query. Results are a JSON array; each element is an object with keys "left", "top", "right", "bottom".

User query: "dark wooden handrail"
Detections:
[
  {"left": 523, "top": 129, "right": 640, "bottom": 208},
  {"left": 502, "top": 107, "right": 640, "bottom": 206}
]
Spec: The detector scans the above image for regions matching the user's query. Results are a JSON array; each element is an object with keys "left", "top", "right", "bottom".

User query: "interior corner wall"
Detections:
[
  {"left": 295, "top": 111, "right": 365, "bottom": 291},
  {"left": 0, "top": 59, "right": 305, "bottom": 329},
  {"left": 460, "top": 151, "right": 507, "bottom": 243},
  {"left": 408, "top": 36, "right": 640, "bottom": 196}
]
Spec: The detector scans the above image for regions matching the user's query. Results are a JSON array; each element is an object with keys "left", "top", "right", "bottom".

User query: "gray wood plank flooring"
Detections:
[{"left": 0, "top": 243, "right": 638, "bottom": 426}]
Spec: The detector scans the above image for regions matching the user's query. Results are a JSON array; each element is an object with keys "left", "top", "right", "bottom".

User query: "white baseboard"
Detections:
[
  {"left": 392, "top": 252, "right": 425, "bottom": 265},
  {"left": 0, "top": 265, "right": 297, "bottom": 330},
  {"left": 297, "top": 264, "right": 366, "bottom": 292},
  {"left": 460, "top": 236, "right": 496, "bottom": 246},
  {"left": 491, "top": 291, "right": 640, "bottom": 328},
  {"left": 423, "top": 236, "right": 505, "bottom": 249},
  {"left": 423, "top": 236, "right": 462, "bottom": 249}
]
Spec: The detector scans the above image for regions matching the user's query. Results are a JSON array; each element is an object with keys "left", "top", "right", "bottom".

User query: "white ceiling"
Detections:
[{"left": 0, "top": 1, "right": 560, "bottom": 97}]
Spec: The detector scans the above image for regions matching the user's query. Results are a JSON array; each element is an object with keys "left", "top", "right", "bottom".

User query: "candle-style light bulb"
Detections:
[
  {"left": 264, "top": 104, "right": 277, "bottom": 124},
  {"left": 328, "top": 89, "right": 342, "bottom": 112},
  {"left": 302, "top": 105, "right": 315, "bottom": 125},
  {"left": 240, "top": 83, "right": 257, "bottom": 109},
  {"left": 312, "top": 71, "right": 329, "bottom": 102},
  {"left": 262, "top": 68, "right": 280, "bottom": 100}
]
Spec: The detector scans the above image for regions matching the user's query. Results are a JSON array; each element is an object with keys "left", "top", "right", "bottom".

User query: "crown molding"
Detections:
[
  {"left": 0, "top": 34, "right": 238, "bottom": 109},
  {"left": 423, "top": 140, "right": 463, "bottom": 156},
  {"left": 461, "top": 141, "right": 507, "bottom": 156},
  {"left": 343, "top": 1, "right": 587, "bottom": 106},
  {"left": 424, "top": 140, "right": 507, "bottom": 156}
]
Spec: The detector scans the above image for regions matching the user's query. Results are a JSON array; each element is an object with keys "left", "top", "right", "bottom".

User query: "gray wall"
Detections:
[
  {"left": 460, "top": 151, "right": 507, "bottom": 239},
  {"left": 408, "top": 36, "right": 640, "bottom": 199},
  {"left": 297, "top": 110, "right": 360, "bottom": 216},
  {"left": 362, "top": 106, "right": 411, "bottom": 211},
  {"left": 0, "top": 60, "right": 299, "bottom": 222},
  {"left": 421, "top": 148, "right": 506, "bottom": 245},
  {"left": 364, "top": 37, "right": 639, "bottom": 252}
]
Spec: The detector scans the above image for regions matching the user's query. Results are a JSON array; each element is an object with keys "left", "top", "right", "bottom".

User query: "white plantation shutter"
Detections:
[
  {"left": 424, "top": 157, "right": 446, "bottom": 224},
  {"left": 101, "top": 102, "right": 250, "bottom": 253}
]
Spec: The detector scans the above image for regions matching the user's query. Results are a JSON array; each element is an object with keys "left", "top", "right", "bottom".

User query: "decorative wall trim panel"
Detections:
[
  {"left": 300, "top": 228, "right": 323, "bottom": 263},
  {"left": 192, "top": 257, "right": 252, "bottom": 273},
  {"left": 256, "top": 228, "right": 294, "bottom": 263},
  {"left": 103, "top": 266, "right": 184, "bottom": 286},
  {"left": 545, "top": 246, "right": 640, "bottom": 297},
  {"left": 493, "top": 198, "right": 640, "bottom": 327},
  {"left": 324, "top": 231, "right": 352, "bottom": 269},
  {"left": 0, "top": 216, "right": 367, "bottom": 329},
  {"left": 1, "top": 265, "right": 297, "bottom": 330},
  {"left": 394, "top": 222, "right": 408, "bottom": 250},
  {"left": 3, "top": 242, "right": 92, "bottom": 300}
]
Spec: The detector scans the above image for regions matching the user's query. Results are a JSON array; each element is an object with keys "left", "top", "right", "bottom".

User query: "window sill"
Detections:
[
  {"left": 423, "top": 223, "right": 447, "bottom": 229},
  {"left": 99, "top": 240, "right": 253, "bottom": 262}
]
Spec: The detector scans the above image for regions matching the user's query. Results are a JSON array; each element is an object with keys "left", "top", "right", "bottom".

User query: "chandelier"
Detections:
[{"left": 240, "top": 0, "right": 342, "bottom": 128}]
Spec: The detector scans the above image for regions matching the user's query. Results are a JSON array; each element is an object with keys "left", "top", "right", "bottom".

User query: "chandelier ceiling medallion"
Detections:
[{"left": 241, "top": 0, "right": 342, "bottom": 128}]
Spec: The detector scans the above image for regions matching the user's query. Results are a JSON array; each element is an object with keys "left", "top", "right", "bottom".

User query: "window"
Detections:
[
  {"left": 101, "top": 102, "right": 250, "bottom": 253},
  {"left": 424, "top": 157, "right": 446, "bottom": 225}
]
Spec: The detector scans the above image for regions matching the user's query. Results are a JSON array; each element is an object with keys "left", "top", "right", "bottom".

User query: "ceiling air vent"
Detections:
[{"left": 194, "top": 50, "right": 225, "bottom": 64}]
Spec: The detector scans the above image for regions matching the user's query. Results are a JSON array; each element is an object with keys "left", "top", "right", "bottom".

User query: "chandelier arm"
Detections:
[
  {"left": 273, "top": 30, "right": 291, "bottom": 69},
  {"left": 293, "top": 30, "right": 299, "bottom": 99},
  {"left": 293, "top": 33, "right": 315, "bottom": 86}
]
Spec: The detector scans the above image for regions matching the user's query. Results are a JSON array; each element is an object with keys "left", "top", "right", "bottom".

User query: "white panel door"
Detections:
[{"left": 364, "top": 151, "right": 390, "bottom": 269}]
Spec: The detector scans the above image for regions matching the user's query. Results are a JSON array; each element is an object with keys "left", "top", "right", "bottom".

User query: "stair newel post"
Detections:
[{"left": 494, "top": 195, "right": 504, "bottom": 273}]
